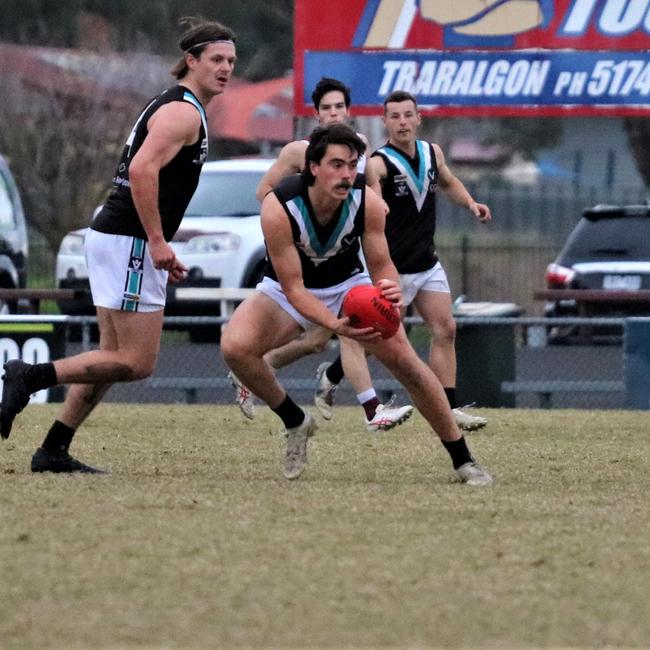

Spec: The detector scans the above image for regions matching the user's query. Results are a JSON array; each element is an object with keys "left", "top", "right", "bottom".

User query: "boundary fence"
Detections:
[{"left": 1, "top": 313, "right": 647, "bottom": 411}]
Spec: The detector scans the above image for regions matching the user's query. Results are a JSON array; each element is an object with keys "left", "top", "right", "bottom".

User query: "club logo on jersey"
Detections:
[
  {"left": 194, "top": 137, "right": 208, "bottom": 165},
  {"left": 394, "top": 174, "right": 410, "bottom": 197},
  {"left": 427, "top": 167, "right": 438, "bottom": 193}
]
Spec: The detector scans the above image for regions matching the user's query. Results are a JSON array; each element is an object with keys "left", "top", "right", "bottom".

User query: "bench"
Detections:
[
  {"left": 148, "top": 375, "right": 402, "bottom": 404},
  {"left": 501, "top": 379, "right": 624, "bottom": 408}
]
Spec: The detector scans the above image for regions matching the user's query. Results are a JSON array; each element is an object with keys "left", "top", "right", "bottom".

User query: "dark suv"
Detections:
[
  {"left": 0, "top": 155, "right": 28, "bottom": 309},
  {"left": 543, "top": 204, "right": 650, "bottom": 340}
]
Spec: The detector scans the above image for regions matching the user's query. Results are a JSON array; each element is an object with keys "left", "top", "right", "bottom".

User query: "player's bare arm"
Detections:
[
  {"left": 368, "top": 154, "right": 388, "bottom": 188},
  {"left": 358, "top": 133, "right": 382, "bottom": 197},
  {"left": 255, "top": 141, "right": 308, "bottom": 202},
  {"left": 129, "top": 101, "right": 200, "bottom": 271},
  {"left": 434, "top": 143, "right": 491, "bottom": 223},
  {"left": 261, "top": 194, "right": 377, "bottom": 340},
  {"left": 361, "top": 189, "right": 402, "bottom": 307}
]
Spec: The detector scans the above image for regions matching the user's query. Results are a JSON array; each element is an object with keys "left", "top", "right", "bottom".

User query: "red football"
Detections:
[{"left": 342, "top": 284, "right": 400, "bottom": 339}]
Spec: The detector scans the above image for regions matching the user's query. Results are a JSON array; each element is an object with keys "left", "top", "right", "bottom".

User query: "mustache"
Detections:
[{"left": 335, "top": 181, "right": 352, "bottom": 190}]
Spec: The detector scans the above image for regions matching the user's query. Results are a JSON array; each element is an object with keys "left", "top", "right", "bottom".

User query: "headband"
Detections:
[{"left": 185, "top": 39, "right": 234, "bottom": 53}]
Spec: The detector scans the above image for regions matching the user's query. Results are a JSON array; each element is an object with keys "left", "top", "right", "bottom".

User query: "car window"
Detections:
[
  {"left": 185, "top": 170, "right": 264, "bottom": 218},
  {"left": 0, "top": 172, "right": 16, "bottom": 232},
  {"left": 559, "top": 216, "right": 650, "bottom": 264}
]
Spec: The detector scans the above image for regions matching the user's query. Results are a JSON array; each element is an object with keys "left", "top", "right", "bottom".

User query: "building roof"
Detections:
[{"left": 207, "top": 75, "right": 293, "bottom": 143}]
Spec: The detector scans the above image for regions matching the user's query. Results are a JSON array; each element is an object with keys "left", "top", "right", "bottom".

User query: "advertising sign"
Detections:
[
  {"left": 0, "top": 323, "right": 65, "bottom": 403},
  {"left": 295, "top": 0, "right": 650, "bottom": 116}
]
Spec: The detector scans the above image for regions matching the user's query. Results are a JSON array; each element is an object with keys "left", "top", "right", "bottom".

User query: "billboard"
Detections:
[{"left": 294, "top": 0, "right": 650, "bottom": 116}]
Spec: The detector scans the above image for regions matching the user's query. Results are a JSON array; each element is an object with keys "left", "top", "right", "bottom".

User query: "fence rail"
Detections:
[{"left": 1, "top": 313, "right": 646, "bottom": 410}]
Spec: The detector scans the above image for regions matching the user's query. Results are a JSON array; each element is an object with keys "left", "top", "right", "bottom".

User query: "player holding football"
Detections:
[
  {"left": 221, "top": 123, "right": 492, "bottom": 486},
  {"left": 228, "top": 77, "right": 413, "bottom": 433}
]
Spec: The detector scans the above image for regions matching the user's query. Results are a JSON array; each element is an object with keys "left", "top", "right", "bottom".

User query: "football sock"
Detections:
[
  {"left": 326, "top": 356, "right": 344, "bottom": 384},
  {"left": 272, "top": 394, "right": 305, "bottom": 429},
  {"left": 41, "top": 420, "right": 76, "bottom": 454},
  {"left": 444, "top": 387, "right": 457, "bottom": 409},
  {"left": 24, "top": 362, "right": 58, "bottom": 393},
  {"left": 361, "top": 397, "right": 381, "bottom": 420},
  {"left": 441, "top": 437, "right": 474, "bottom": 469},
  {"left": 356, "top": 388, "right": 380, "bottom": 419}
]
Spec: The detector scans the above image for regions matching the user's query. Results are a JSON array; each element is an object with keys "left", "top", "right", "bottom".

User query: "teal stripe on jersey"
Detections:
[
  {"left": 321, "top": 192, "right": 355, "bottom": 253},
  {"left": 381, "top": 144, "right": 424, "bottom": 193},
  {"left": 293, "top": 195, "right": 323, "bottom": 255}
]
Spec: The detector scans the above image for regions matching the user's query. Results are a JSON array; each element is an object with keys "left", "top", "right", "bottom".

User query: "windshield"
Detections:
[
  {"left": 560, "top": 216, "right": 650, "bottom": 264},
  {"left": 185, "top": 169, "right": 265, "bottom": 217}
]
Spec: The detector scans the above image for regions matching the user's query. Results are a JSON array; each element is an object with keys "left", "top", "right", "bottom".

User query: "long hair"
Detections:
[{"left": 170, "top": 17, "right": 236, "bottom": 80}]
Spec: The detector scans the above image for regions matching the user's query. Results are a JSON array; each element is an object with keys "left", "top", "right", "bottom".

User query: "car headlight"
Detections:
[
  {"left": 184, "top": 233, "right": 241, "bottom": 254},
  {"left": 58, "top": 232, "right": 86, "bottom": 256}
]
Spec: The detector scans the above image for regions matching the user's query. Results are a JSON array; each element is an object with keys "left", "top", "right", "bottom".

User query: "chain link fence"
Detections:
[{"left": 0, "top": 314, "right": 637, "bottom": 411}]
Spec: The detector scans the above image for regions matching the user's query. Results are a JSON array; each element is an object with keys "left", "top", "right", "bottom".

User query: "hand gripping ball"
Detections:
[{"left": 342, "top": 285, "right": 400, "bottom": 339}]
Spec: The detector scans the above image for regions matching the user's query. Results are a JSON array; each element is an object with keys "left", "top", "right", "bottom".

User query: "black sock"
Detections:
[
  {"left": 441, "top": 436, "right": 474, "bottom": 469},
  {"left": 444, "top": 387, "right": 457, "bottom": 409},
  {"left": 326, "top": 356, "right": 344, "bottom": 384},
  {"left": 362, "top": 397, "right": 381, "bottom": 420},
  {"left": 41, "top": 420, "right": 76, "bottom": 454},
  {"left": 24, "top": 363, "right": 57, "bottom": 393},
  {"left": 271, "top": 395, "right": 305, "bottom": 430}
]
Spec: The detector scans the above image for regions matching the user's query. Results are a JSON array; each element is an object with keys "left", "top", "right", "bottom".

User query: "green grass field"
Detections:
[{"left": 1, "top": 404, "right": 649, "bottom": 649}]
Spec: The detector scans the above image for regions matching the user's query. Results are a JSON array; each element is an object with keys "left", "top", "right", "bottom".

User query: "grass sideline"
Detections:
[{"left": 1, "top": 404, "right": 648, "bottom": 649}]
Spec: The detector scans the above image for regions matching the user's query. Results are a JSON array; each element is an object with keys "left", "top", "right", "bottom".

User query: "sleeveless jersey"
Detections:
[
  {"left": 372, "top": 140, "right": 439, "bottom": 274},
  {"left": 92, "top": 85, "right": 208, "bottom": 242},
  {"left": 264, "top": 174, "right": 366, "bottom": 289}
]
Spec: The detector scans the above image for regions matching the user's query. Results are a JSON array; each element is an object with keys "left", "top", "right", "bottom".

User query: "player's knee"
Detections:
[
  {"left": 303, "top": 329, "right": 331, "bottom": 355},
  {"left": 431, "top": 318, "right": 456, "bottom": 344},
  {"left": 221, "top": 336, "right": 247, "bottom": 368},
  {"left": 305, "top": 339, "right": 327, "bottom": 355},
  {"left": 130, "top": 356, "right": 156, "bottom": 381}
]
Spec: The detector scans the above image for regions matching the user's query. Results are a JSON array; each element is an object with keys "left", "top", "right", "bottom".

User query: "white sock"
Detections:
[{"left": 356, "top": 388, "right": 377, "bottom": 405}]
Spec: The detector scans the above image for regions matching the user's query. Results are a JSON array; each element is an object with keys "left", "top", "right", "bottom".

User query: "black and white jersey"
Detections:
[
  {"left": 264, "top": 174, "right": 366, "bottom": 289},
  {"left": 372, "top": 140, "right": 439, "bottom": 274},
  {"left": 92, "top": 85, "right": 208, "bottom": 242}
]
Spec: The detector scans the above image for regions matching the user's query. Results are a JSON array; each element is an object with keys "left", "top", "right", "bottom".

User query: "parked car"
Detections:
[
  {"left": 0, "top": 154, "right": 29, "bottom": 311},
  {"left": 56, "top": 158, "right": 274, "bottom": 339},
  {"left": 543, "top": 203, "right": 650, "bottom": 342}
]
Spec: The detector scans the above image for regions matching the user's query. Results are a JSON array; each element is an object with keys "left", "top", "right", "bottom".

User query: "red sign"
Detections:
[{"left": 295, "top": 0, "right": 650, "bottom": 116}]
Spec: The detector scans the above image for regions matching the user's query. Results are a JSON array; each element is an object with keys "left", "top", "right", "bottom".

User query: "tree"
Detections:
[
  {"left": 623, "top": 118, "right": 650, "bottom": 188},
  {"left": 0, "top": 72, "right": 142, "bottom": 254},
  {"left": 0, "top": 0, "right": 294, "bottom": 80}
]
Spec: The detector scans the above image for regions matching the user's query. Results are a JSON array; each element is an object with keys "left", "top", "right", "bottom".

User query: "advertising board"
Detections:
[{"left": 295, "top": 0, "right": 650, "bottom": 116}]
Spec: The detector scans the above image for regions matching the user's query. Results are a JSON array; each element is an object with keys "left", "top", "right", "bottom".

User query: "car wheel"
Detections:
[{"left": 245, "top": 260, "right": 266, "bottom": 288}]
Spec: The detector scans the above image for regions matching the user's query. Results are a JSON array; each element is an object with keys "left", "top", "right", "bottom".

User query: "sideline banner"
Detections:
[
  {"left": 294, "top": 0, "right": 650, "bottom": 116},
  {"left": 0, "top": 323, "right": 65, "bottom": 403}
]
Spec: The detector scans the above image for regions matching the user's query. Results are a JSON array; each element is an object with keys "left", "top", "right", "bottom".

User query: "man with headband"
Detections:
[{"left": 1, "top": 17, "right": 236, "bottom": 473}]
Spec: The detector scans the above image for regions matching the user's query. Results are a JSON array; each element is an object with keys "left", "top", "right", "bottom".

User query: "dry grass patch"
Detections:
[{"left": 1, "top": 405, "right": 648, "bottom": 649}]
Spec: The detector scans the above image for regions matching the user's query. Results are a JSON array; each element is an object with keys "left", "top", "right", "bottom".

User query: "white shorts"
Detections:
[
  {"left": 400, "top": 262, "right": 450, "bottom": 307},
  {"left": 86, "top": 229, "right": 167, "bottom": 312},
  {"left": 256, "top": 273, "right": 372, "bottom": 329}
]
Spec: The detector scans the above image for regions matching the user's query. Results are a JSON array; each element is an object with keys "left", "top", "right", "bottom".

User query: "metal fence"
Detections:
[
  {"left": 27, "top": 181, "right": 647, "bottom": 317},
  {"left": 0, "top": 314, "right": 639, "bottom": 411}
]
